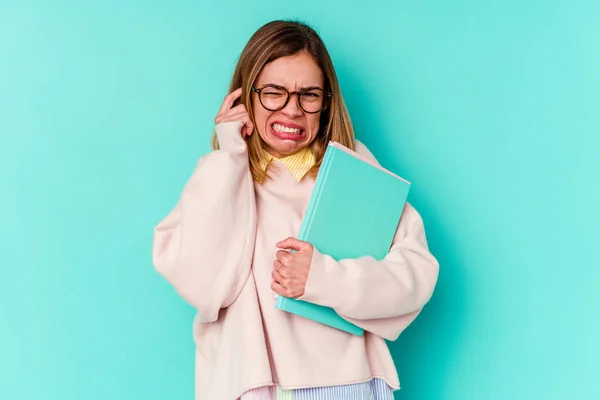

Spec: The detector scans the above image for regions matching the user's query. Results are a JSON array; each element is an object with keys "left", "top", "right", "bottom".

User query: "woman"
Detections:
[{"left": 152, "top": 20, "right": 439, "bottom": 400}]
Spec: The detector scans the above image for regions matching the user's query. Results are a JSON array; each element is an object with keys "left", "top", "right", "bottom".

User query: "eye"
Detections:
[
  {"left": 263, "top": 89, "right": 286, "bottom": 97},
  {"left": 301, "top": 91, "right": 322, "bottom": 102}
]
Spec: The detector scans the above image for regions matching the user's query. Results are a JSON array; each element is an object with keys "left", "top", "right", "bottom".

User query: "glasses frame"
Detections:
[{"left": 251, "top": 84, "right": 332, "bottom": 114}]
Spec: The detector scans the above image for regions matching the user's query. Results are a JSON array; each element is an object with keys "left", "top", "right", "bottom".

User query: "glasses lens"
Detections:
[
  {"left": 299, "top": 90, "right": 325, "bottom": 113},
  {"left": 260, "top": 86, "right": 288, "bottom": 111}
]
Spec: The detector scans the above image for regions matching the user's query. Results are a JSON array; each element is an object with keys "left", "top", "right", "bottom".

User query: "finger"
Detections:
[
  {"left": 215, "top": 112, "right": 253, "bottom": 132},
  {"left": 217, "top": 96, "right": 232, "bottom": 117},
  {"left": 276, "top": 237, "right": 307, "bottom": 252},
  {"left": 272, "top": 269, "right": 286, "bottom": 285},
  {"left": 218, "top": 106, "right": 249, "bottom": 122},
  {"left": 271, "top": 281, "right": 289, "bottom": 297},
  {"left": 218, "top": 88, "right": 243, "bottom": 115},
  {"left": 275, "top": 250, "right": 292, "bottom": 266},
  {"left": 226, "top": 111, "right": 251, "bottom": 124},
  {"left": 242, "top": 116, "right": 254, "bottom": 137},
  {"left": 221, "top": 116, "right": 253, "bottom": 138},
  {"left": 274, "top": 260, "right": 292, "bottom": 278},
  {"left": 215, "top": 111, "right": 243, "bottom": 125},
  {"left": 227, "top": 103, "right": 247, "bottom": 114},
  {"left": 273, "top": 259, "right": 284, "bottom": 272},
  {"left": 215, "top": 104, "right": 247, "bottom": 123},
  {"left": 221, "top": 88, "right": 243, "bottom": 114}
]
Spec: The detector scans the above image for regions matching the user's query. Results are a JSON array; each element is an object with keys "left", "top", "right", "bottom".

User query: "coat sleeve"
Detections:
[
  {"left": 297, "top": 202, "right": 439, "bottom": 340},
  {"left": 296, "top": 139, "right": 439, "bottom": 340},
  {"left": 152, "top": 121, "right": 256, "bottom": 324}
]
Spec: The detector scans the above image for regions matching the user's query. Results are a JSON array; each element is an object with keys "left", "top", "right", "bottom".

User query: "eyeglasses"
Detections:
[{"left": 251, "top": 84, "right": 331, "bottom": 114}]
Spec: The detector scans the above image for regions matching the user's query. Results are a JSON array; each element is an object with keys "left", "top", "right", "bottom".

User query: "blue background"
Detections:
[{"left": 1, "top": 1, "right": 598, "bottom": 399}]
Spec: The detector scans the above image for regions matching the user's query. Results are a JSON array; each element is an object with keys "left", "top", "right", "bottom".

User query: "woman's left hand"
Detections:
[{"left": 271, "top": 237, "right": 314, "bottom": 298}]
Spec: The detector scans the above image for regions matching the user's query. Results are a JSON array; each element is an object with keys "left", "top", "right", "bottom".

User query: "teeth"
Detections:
[{"left": 273, "top": 123, "right": 301, "bottom": 134}]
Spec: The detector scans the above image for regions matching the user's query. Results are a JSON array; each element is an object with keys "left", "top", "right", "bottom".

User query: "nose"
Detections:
[{"left": 281, "top": 93, "right": 304, "bottom": 118}]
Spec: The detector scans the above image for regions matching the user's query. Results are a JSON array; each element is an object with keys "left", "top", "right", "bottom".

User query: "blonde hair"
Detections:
[{"left": 211, "top": 20, "right": 355, "bottom": 183}]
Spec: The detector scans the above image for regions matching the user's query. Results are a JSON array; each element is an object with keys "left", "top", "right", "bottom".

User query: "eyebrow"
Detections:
[{"left": 262, "top": 83, "right": 324, "bottom": 91}]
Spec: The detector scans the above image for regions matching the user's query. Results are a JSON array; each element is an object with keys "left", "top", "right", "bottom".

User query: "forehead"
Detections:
[{"left": 256, "top": 52, "right": 324, "bottom": 89}]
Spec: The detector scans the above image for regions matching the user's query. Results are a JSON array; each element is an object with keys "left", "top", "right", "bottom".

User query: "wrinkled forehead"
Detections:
[{"left": 255, "top": 53, "right": 325, "bottom": 90}]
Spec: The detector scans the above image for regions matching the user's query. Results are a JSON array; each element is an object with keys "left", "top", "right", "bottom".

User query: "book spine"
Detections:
[
  {"left": 298, "top": 147, "right": 336, "bottom": 241},
  {"left": 275, "top": 146, "right": 336, "bottom": 310}
]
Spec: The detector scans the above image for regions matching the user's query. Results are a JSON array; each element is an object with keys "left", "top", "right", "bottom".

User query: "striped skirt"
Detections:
[{"left": 239, "top": 378, "right": 395, "bottom": 400}]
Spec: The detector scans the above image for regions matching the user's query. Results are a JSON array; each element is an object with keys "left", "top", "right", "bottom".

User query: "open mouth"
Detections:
[
  {"left": 272, "top": 123, "right": 303, "bottom": 135},
  {"left": 270, "top": 122, "right": 305, "bottom": 140}
]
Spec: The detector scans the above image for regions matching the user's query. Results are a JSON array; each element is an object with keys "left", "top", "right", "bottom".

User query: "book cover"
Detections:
[{"left": 275, "top": 141, "right": 411, "bottom": 335}]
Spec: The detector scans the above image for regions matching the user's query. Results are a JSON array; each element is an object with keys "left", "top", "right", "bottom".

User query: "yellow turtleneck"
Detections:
[{"left": 258, "top": 146, "right": 316, "bottom": 183}]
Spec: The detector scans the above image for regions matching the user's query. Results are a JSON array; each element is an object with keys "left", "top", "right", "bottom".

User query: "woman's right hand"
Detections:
[{"left": 214, "top": 87, "right": 254, "bottom": 138}]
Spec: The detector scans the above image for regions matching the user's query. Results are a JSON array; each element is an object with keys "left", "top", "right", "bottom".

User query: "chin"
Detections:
[
  {"left": 268, "top": 140, "right": 306, "bottom": 155},
  {"left": 265, "top": 123, "right": 313, "bottom": 156}
]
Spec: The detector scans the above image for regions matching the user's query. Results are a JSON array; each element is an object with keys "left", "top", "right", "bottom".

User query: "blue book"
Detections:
[{"left": 274, "top": 141, "right": 411, "bottom": 335}]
